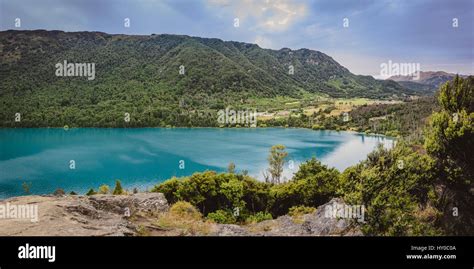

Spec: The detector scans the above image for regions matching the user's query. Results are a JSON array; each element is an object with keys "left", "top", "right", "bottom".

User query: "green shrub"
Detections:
[
  {"left": 245, "top": 211, "right": 273, "bottom": 223},
  {"left": 98, "top": 184, "right": 110, "bottom": 194},
  {"left": 152, "top": 158, "right": 339, "bottom": 218},
  {"left": 169, "top": 201, "right": 202, "bottom": 220},
  {"left": 152, "top": 177, "right": 181, "bottom": 204},
  {"left": 269, "top": 158, "right": 339, "bottom": 216},
  {"left": 338, "top": 142, "right": 441, "bottom": 236},
  {"left": 153, "top": 171, "right": 259, "bottom": 215},
  {"left": 53, "top": 188, "right": 65, "bottom": 196},
  {"left": 156, "top": 201, "right": 210, "bottom": 235},
  {"left": 288, "top": 205, "right": 316, "bottom": 216},
  {"left": 206, "top": 210, "right": 236, "bottom": 224}
]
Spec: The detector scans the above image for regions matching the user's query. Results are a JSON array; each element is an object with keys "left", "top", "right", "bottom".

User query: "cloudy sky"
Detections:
[{"left": 1, "top": 0, "right": 473, "bottom": 77}]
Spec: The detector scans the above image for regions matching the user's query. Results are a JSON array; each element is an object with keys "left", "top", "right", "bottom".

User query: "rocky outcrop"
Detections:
[
  {"left": 0, "top": 193, "right": 168, "bottom": 236},
  {"left": 0, "top": 194, "right": 362, "bottom": 236},
  {"left": 211, "top": 224, "right": 249, "bottom": 236},
  {"left": 210, "top": 198, "right": 363, "bottom": 236},
  {"left": 301, "top": 198, "right": 363, "bottom": 236},
  {"left": 86, "top": 193, "right": 169, "bottom": 215}
]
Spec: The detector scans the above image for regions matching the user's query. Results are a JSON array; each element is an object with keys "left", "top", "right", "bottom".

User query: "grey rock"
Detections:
[
  {"left": 245, "top": 198, "right": 363, "bottom": 236},
  {"left": 88, "top": 193, "right": 169, "bottom": 216},
  {"left": 212, "top": 224, "right": 249, "bottom": 236},
  {"left": 302, "top": 198, "right": 364, "bottom": 236},
  {"left": 250, "top": 215, "right": 308, "bottom": 236}
]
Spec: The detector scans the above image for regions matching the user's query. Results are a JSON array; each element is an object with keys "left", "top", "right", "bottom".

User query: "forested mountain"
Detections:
[{"left": 0, "top": 30, "right": 412, "bottom": 127}]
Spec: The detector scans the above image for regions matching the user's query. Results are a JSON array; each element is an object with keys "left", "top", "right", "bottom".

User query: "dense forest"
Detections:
[{"left": 0, "top": 30, "right": 418, "bottom": 128}]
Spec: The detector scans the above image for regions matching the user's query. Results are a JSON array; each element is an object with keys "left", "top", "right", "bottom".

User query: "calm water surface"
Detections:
[{"left": 0, "top": 128, "right": 394, "bottom": 198}]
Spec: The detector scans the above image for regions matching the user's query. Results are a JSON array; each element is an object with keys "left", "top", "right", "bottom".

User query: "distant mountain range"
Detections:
[{"left": 388, "top": 71, "right": 467, "bottom": 93}]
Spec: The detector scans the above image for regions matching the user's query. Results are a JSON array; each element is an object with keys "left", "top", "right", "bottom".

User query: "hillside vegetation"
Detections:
[{"left": 0, "top": 30, "right": 414, "bottom": 127}]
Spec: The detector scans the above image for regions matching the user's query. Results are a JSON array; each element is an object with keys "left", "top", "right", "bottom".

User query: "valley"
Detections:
[{"left": 0, "top": 30, "right": 472, "bottom": 237}]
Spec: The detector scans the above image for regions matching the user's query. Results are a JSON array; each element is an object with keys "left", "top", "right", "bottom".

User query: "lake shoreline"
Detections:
[{"left": 0, "top": 126, "right": 396, "bottom": 139}]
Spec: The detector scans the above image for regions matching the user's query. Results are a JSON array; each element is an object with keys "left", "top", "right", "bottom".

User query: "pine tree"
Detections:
[
  {"left": 113, "top": 180, "right": 124, "bottom": 195},
  {"left": 86, "top": 188, "right": 96, "bottom": 196}
]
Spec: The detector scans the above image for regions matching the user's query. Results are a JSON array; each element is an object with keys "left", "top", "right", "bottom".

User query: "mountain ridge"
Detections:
[{"left": 1, "top": 29, "right": 408, "bottom": 97}]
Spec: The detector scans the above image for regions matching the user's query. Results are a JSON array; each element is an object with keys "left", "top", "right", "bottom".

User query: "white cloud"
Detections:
[{"left": 207, "top": 0, "right": 308, "bottom": 32}]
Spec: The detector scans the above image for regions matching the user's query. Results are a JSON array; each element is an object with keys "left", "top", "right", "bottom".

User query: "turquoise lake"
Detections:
[{"left": 0, "top": 128, "right": 394, "bottom": 198}]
